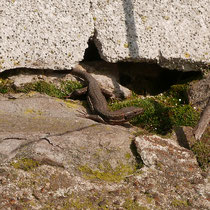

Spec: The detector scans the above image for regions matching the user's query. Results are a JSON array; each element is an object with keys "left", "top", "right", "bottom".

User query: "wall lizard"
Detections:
[{"left": 69, "top": 64, "right": 144, "bottom": 124}]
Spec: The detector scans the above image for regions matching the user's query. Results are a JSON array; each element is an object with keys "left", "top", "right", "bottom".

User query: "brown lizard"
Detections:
[{"left": 68, "top": 64, "right": 144, "bottom": 124}]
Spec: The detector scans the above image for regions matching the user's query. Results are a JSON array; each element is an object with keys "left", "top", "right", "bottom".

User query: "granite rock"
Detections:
[
  {"left": 134, "top": 135, "right": 209, "bottom": 209},
  {"left": 188, "top": 73, "right": 210, "bottom": 110},
  {"left": 0, "top": 93, "right": 209, "bottom": 209}
]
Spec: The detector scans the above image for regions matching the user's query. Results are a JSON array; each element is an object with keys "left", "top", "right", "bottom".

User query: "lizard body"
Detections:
[{"left": 70, "top": 65, "right": 143, "bottom": 124}]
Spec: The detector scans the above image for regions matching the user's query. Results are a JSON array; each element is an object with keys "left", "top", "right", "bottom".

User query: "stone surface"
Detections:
[
  {"left": 93, "top": 0, "right": 210, "bottom": 71},
  {"left": 188, "top": 72, "right": 210, "bottom": 110},
  {"left": 0, "top": 0, "right": 93, "bottom": 71},
  {"left": 0, "top": 93, "right": 209, "bottom": 209},
  {"left": 0, "top": 1, "right": 209, "bottom": 72},
  {"left": 5, "top": 61, "right": 132, "bottom": 98},
  {"left": 80, "top": 62, "right": 132, "bottom": 98},
  {"left": 0, "top": 93, "right": 136, "bottom": 167},
  {"left": 134, "top": 135, "right": 209, "bottom": 209},
  {"left": 194, "top": 97, "right": 210, "bottom": 140}
]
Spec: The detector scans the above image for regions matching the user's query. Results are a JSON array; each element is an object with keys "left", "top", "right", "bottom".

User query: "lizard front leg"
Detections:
[{"left": 64, "top": 87, "right": 88, "bottom": 99}]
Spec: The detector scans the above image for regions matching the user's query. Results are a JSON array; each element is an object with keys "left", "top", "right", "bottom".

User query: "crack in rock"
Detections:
[
  {"left": 0, "top": 137, "right": 27, "bottom": 144},
  {"left": 44, "top": 124, "right": 99, "bottom": 138},
  {"left": 41, "top": 137, "right": 63, "bottom": 150}
]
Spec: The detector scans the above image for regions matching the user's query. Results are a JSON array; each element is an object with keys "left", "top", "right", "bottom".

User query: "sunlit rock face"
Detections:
[{"left": 0, "top": 0, "right": 209, "bottom": 72}]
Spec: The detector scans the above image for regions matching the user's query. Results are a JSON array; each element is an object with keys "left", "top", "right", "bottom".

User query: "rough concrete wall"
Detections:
[
  {"left": 92, "top": 0, "right": 210, "bottom": 71},
  {"left": 0, "top": 0, "right": 93, "bottom": 70},
  {"left": 0, "top": 0, "right": 209, "bottom": 72}
]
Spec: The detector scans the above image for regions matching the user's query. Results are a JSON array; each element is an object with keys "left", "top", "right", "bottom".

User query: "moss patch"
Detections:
[
  {"left": 161, "top": 84, "right": 189, "bottom": 105},
  {"left": 110, "top": 84, "right": 199, "bottom": 135},
  {"left": 171, "top": 199, "right": 189, "bottom": 207},
  {"left": 191, "top": 141, "right": 209, "bottom": 170},
  {"left": 0, "top": 78, "right": 83, "bottom": 99},
  {"left": 62, "top": 195, "right": 100, "bottom": 210},
  {"left": 79, "top": 161, "right": 137, "bottom": 183},
  {"left": 0, "top": 78, "right": 13, "bottom": 93},
  {"left": 17, "top": 80, "right": 83, "bottom": 98},
  {"left": 123, "top": 198, "right": 148, "bottom": 210},
  {"left": 11, "top": 158, "right": 40, "bottom": 171}
]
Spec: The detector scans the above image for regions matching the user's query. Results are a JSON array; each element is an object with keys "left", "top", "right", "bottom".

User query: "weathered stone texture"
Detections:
[
  {"left": 0, "top": 0, "right": 93, "bottom": 71},
  {"left": 134, "top": 135, "right": 209, "bottom": 209},
  {"left": 0, "top": 93, "right": 209, "bottom": 209},
  {"left": 188, "top": 73, "right": 210, "bottom": 110}
]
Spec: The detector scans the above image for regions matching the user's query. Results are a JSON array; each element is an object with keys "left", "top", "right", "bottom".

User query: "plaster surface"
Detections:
[
  {"left": 0, "top": 0, "right": 93, "bottom": 71},
  {"left": 0, "top": 0, "right": 209, "bottom": 72}
]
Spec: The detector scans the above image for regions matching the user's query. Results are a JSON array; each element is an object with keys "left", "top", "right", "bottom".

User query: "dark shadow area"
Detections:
[
  {"left": 118, "top": 62, "right": 202, "bottom": 96},
  {"left": 0, "top": 61, "right": 202, "bottom": 99},
  {"left": 0, "top": 67, "right": 71, "bottom": 79},
  {"left": 84, "top": 38, "right": 102, "bottom": 61},
  {"left": 130, "top": 140, "right": 144, "bottom": 169},
  {"left": 174, "top": 127, "right": 190, "bottom": 149},
  {"left": 83, "top": 39, "right": 125, "bottom": 98},
  {"left": 120, "top": 0, "right": 203, "bottom": 96}
]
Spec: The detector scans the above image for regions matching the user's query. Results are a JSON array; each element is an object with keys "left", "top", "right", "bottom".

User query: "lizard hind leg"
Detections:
[{"left": 76, "top": 109, "right": 105, "bottom": 123}]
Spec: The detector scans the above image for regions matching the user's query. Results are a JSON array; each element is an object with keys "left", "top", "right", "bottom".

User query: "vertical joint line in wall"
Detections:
[{"left": 89, "top": 1, "right": 96, "bottom": 38}]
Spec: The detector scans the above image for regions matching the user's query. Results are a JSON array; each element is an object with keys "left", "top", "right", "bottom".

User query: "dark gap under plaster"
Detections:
[
  {"left": 117, "top": 62, "right": 202, "bottom": 96},
  {"left": 84, "top": 38, "right": 102, "bottom": 61},
  {"left": 83, "top": 40, "right": 202, "bottom": 95},
  {"left": 0, "top": 39, "right": 203, "bottom": 97}
]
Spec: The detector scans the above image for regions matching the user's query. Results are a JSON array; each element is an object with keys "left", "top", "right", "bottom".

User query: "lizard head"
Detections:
[{"left": 123, "top": 107, "right": 144, "bottom": 120}]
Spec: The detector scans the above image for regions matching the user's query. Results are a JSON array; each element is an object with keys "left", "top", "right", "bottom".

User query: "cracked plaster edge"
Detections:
[
  {"left": 89, "top": 1, "right": 209, "bottom": 72},
  {"left": 93, "top": 32, "right": 210, "bottom": 72}
]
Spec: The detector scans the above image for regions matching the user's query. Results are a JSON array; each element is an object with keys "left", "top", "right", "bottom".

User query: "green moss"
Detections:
[
  {"left": 0, "top": 78, "right": 13, "bottom": 93},
  {"left": 62, "top": 198, "right": 95, "bottom": 210},
  {"left": 17, "top": 80, "right": 82, "bottom": 98},
  {"left": 110, "top": 83, "right": 199, "bottom": 135},
  {"left": 61, "top": 80, "right": 83, "bottom": 93},
  {"left": 123, "top": 198, "right": 148, "bottom": 210},
  {"left": 79, "top": 161, "right": 136, "bottom": 183},
  {"left": 61, "top": 192, "right": 106, "bottom": 210},
  {"left": 156, "top": 162, "right": 163, "bottom": 171},
  {"left": 160, "top": 84, "right": 189, "bottom": 105},
  {"left": 132, "top": 129, "right": 147, "bottom": 136},
  {"left": 19, "top": 81, "right": 63, "bottom": 98},
  {"left": 171, "top": 199, "right": 189, "bottom": 207},
  {"left": 0, "top": 76, "right": 83, "bottom": 99},
  {"left": 191, "top": 141, "right": 209, "bottom": 170},
  {"left": 34, "top": 81, "right": 62, "bottom": 97},
  {"left": 124, "top": 43, "right": 129, "bottom": 48},
  {"left": 146, "top": 196, "right": 153, "bottom": 204},
  {"left": 125, "top": 153, "right": 131, "bottom": 160},
  {"left": 11, "top": 158, "right": 40, "bottom": 171},
  {"left": 169, "top": 105, "right": 199, "bottom": 127}
]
